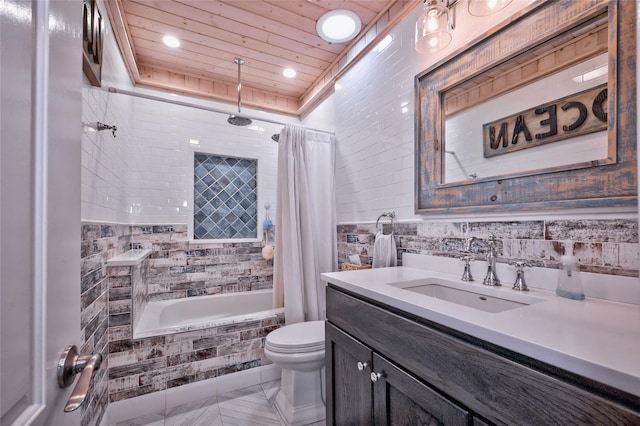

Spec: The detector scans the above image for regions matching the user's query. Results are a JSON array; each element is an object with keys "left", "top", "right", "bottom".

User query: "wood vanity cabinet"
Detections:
[
  {"left": 327, "top": 323, "right": 471, "bottom": 425},
  {"left": 325, "top": 285, "right": 640, "bottom": 425}
]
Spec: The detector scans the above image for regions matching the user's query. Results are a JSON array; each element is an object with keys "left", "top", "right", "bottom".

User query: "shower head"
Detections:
[
  {"left": 228, "top": 115, "right": 253, "bottom": 126},
  {"left": 227, "top": 57, "right": 252, "bottom": 127},
  {"left": 271, "top": 133, "right": 280, "bottom": 142}
]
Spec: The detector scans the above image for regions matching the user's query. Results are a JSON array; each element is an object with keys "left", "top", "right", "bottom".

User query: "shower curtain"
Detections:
[{"left": 273, "top": 125, "right": 337, "bottom": 325}]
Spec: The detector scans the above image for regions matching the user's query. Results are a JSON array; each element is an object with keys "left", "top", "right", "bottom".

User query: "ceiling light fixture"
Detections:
[
  {"left": 415, "top": 0, "right": 513, "bottom": 54},
  {"left": 316, "top": 9, "right": 362, "bottom": 43},
  {"left": 162, "top": 35, "right": 180, "bottom": 48},
  {"left": 283, "top": 68, "right": 296, "bottom": 78}
]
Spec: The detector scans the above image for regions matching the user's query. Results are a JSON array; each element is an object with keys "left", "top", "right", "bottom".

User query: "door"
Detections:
[
  {"left": 1, "top": 0, "right": 82, "bottom": 424},
  {"left": 371, "top": 354, "right": 471, "bottom": 425},
  {"left": 325, "top": 324, "right": 373, "bottom": 425}
]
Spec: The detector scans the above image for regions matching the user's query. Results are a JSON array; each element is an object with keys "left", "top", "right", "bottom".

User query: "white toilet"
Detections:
[{"left": 264, "top": 320, "right": 325, "bottom": 426}]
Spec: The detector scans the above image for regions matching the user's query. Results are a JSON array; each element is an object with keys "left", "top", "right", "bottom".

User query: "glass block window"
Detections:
[{"left": 193, "top": 153, "right": 257, "bottom": 239}]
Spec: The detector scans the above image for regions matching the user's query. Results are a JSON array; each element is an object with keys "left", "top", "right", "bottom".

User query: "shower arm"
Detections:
[{"left": 236, "top": 58, "right": 243, "bottom": 114}]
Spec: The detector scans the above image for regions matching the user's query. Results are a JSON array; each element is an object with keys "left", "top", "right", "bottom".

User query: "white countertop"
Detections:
[{"left": 322, "top": 256, "right": 640, "bottom": 397}]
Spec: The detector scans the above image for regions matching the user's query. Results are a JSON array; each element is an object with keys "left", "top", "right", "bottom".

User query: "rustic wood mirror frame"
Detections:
[{"left": 415, "top": 0, "right": 637, "bottom": 214}]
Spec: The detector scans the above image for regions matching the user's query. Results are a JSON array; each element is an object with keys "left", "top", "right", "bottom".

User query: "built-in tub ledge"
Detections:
[{"left": 106, "top": 249, "right": 152, "bottom": 266}]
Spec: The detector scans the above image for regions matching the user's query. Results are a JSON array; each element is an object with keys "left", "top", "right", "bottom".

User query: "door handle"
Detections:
[{"left": 57, "top": 345, "right": 102, "bottom": 412}]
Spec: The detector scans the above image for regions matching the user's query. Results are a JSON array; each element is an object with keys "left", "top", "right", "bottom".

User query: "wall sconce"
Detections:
[
  {"left": 415, "top": 0, "right": 457, "bottom": 54},
  {"left": 415, "top": 0, "right": 513, "bottom": 54}
]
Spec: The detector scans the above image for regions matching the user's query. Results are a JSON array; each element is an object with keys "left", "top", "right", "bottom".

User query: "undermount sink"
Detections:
[{"left": 393, "top": 278, "right": 545, "bottom": 313}]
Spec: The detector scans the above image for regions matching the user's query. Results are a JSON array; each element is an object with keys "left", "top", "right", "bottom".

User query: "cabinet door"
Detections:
[
  {"left": 326, "top": 323, "right": 373, "bottom": 425},
  {"left": 372, "top": 354, "right": 471, "bottom": 426}
]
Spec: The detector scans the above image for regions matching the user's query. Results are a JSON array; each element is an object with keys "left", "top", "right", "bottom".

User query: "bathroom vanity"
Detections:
[{"left": 322, "top": 260, "right": 640, "bottom": 425}]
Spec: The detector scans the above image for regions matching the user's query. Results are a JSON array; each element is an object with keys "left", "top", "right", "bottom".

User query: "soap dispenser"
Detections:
[{"left": 556, "top": 241, "right": 585, "bottom": 300}]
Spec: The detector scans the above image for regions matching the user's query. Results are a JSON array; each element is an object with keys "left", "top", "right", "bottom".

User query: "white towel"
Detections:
[{"left": 372, "top": 233, "right": 397, "bottom": 268}]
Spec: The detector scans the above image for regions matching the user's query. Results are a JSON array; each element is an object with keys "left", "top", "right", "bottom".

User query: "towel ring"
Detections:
[{"left": 376, "top": 210, "right": 396, "bottom": 235}]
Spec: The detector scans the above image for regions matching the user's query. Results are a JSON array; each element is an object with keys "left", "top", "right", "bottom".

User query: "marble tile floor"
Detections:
[{"left": 113, "top": 381, "right": 326, "bottom": 426}]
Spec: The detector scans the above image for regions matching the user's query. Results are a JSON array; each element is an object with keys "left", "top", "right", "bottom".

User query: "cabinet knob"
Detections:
[
  {"left": 357, "top": 361, "right": 368, "bottom": 371},
  {"left": 370, "top": 372, "right": 382, "bottom": 383}
]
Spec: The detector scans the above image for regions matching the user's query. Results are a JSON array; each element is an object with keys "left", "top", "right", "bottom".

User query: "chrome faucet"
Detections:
[
  {"left": 483, "top": 234, "right": 501, "bottom": 286},
  {"left": 464, "top": 236, "right": 478, "bottom": 253}
]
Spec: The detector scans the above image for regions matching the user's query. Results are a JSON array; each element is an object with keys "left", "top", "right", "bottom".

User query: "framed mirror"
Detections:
[{"left": 415, "top": 0, "right": 636, "bottom": 214}]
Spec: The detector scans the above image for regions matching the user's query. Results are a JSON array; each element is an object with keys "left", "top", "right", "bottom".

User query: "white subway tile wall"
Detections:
[
  {"left": 334, "top": 12, "right": 419, "bottom": 222},
  {"left": 129, "top": 97, "right": 280, "bottom": 226},
  {"left": 81, "top": 87, "right": 134, "bottom": 223},
  {"left": 81, "top": 91, "right": 281, "bottom": 227},
  {"left": 331, "top": 1, "right": 619, "bottom": 223}
]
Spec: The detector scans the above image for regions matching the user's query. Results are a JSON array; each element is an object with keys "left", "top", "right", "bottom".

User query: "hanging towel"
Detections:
[{"left": 372, "top": 233, "right": 397, "bottom": 268}]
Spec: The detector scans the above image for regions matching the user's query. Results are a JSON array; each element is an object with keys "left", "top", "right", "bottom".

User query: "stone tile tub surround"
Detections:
[
  {"left": 81, "top": 222, "right": 282, "bottom": 421},
  {"left": 81, "top": 223, "right": 132, "bottom": 426},
  {"left": 106, "top": 250, "right": 151, "bottom": 337},
  {"left": 338, "top": 219, "right": 639, "bottom": 277},
  {"left": 107, "top": 311, "right": 284, "bottom": 403},
  {"left": 131, "top": 225, "right": 274, "bottom": 302}
]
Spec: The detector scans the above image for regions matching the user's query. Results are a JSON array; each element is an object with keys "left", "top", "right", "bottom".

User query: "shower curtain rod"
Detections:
[{"left": 106, "top": 87, "right": 336, "bottom": 136}]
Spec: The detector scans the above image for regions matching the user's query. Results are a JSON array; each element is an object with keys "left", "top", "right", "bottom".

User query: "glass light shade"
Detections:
[
  {"left": 415, "top": 3, "right": 452, "bottom": 54},
  {"left": 468, "top": 0, "right": 513, "bottom": 17}
]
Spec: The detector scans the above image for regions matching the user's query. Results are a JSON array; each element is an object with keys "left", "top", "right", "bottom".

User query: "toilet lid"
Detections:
[{"left": 265, "top": 321, "right": 325, "bottom": 353}]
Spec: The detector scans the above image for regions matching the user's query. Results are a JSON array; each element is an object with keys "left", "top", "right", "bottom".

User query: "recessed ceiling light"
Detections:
[
  {"left": 162, "top": 35, "right": 180, "bottom": 48},
  {"left": 316, "top": 9, "right": 361, "bottom": 43},
  {"left": 283, "top": 68, "right": 296, "bottom": 78}
]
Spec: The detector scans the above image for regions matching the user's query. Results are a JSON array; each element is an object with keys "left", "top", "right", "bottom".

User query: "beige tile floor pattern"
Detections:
[{"left": 113, "top": 381, "right": 326, "bottom": 426}]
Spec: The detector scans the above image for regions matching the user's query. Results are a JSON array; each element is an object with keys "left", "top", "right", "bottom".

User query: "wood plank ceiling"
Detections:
[{"left": 105, "top": 0, "right": 421, "bottom": 117}]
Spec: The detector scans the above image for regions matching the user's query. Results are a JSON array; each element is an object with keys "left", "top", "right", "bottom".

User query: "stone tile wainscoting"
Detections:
[
  {"left": 338, "top": 219, "right": 639, "bottom": 277},
  {"left": 81, "top": 224, "right": 131, "bottom": 426},
  {"left": 80, "top": 223, "right": 282, "bottom": 426},
  {"left": 131, "top": 225, "right": 273, "bottom": 302}
]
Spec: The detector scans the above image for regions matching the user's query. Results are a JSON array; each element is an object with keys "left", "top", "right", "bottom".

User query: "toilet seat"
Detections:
[{"left": 265, "top": 320, "right": 324, "bottom": 354}]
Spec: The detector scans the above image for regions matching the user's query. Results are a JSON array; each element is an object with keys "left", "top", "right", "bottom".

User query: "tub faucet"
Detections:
[{"left": 483, "top": 234, "right": 501, "bottom": 286}]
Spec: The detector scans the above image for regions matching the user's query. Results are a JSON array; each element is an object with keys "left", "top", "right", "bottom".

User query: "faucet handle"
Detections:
[
  {"left": 510, "top": 260, "right": 531, "bottom": 291},
  {"left": 459, "top": 255, "right": 474, "bottom": 282},
  {"left": 510, "top": 260, "right": 531, "bottom": 270}
]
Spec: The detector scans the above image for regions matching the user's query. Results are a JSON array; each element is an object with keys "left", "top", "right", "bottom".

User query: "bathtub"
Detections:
[{"left": 134, "top": 289, "right": 284, "bottom": 338}]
